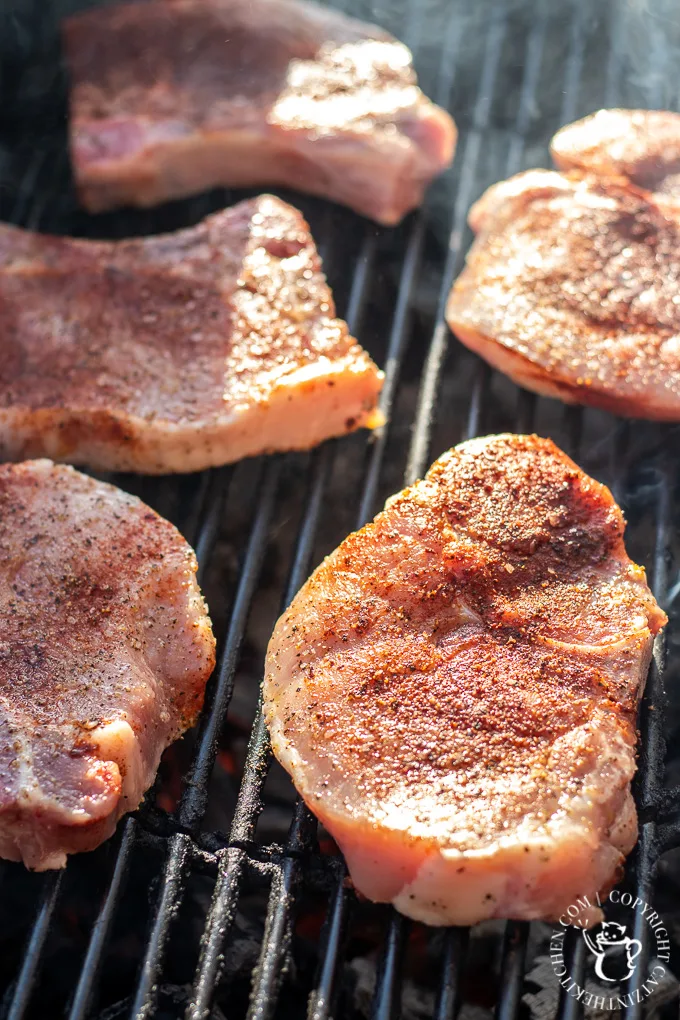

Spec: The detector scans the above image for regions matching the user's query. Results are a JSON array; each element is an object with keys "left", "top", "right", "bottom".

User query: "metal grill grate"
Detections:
[{"left": 0, "top": 0, "right": 679, "bottom": 1018}]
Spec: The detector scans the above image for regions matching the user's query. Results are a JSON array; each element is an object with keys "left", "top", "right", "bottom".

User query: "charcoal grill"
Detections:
[{"left": 0, "top": 0, "right": 679, "bottom": 1017}]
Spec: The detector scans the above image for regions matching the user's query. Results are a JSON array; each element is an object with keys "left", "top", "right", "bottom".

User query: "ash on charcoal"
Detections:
[
  {"left": 216, "top": 909, "right": 266, "bottom": 983},
  {"left": 94, "top": 983, "right": 228, "bottom": 1020}
]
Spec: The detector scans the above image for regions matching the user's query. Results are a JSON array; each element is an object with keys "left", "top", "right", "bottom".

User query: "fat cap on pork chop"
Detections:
[
  {"left": 551, "top": 109, "right": 680, "bottom": 205},
  {"left": 0, "top": 195, "right": 383, "bottom": 473},
  {"left": 446, "top": 170, "right": 680, "bottom": 419},
  {"left": 63, "top": 0, "right": 456, "bottom": 223},
  {"left": 264, "top": 434, "right": 666, "bottom": 926},
  {"left": 0, "top": 460, "right": 215, "bottom": 870}
]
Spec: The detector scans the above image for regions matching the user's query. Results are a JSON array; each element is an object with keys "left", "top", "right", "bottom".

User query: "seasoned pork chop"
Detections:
[
  {"left": 446, "top": 170, "right": 680, "bottom": 419},
  {"left": 63, "top": 0, "right": 456, "bottom": 223},
  {"left": 552, "top": 109, "right": 680, "bottom": 203},
  {"left": 264, "top": 434, "right": 666, "bottom": 926},
  {"left": 0, "top": 460, "right": 215, "bottom": 870},
  {"left": 0, "top": 196, "right": 383, "bottom": 473}
]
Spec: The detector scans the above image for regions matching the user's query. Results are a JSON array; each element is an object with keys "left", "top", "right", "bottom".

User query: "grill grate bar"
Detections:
[
  {"left": 23, "top": 149, "right": 69, "bottom": 229},
  {"left": 465, "top": 0, "right": 548, "bottom": 450},
  {"left": 246, "top": 857, "right": 302, "bottom": 1020},
  {"left": 404, "top": 7, "right": 507, "bottom": 485},
  {"left": 559, "top": 0, "right": 587, "bottom": 126},
  {"left": 604, "top": 5, "right": 624, "bottom": 108},
  {"left": 193, "top": 468, "right": 232, "bottom": 585},
  {"left": 306, "top": 865, "right": 352, "bottom": 1020},
  {"left": 356, "top": 214, "right": 426, "bottom": 526},
  {"left": 494, "top": 923, "right": 530, "bottom": 1020},
  {"left": 5, "top": 872, "right": 63, "bottom": 1020},
  {"left": 187, "top": 844, "right": 247, "bottom": 1020},
  {"left": 370, "top": 914, "right": 409, "bottom": 1020},
  {"left": 234, "top": 450, "right": 335, "bottom": 1018},
  {"left": 226, "top": 451, "right": 332, "bottom": 850},
  {"left": 339, "top": 230, "right": 377, "bottom": 336},
  {"left": 505, "top": 2, "right": 549, "bottom": 177},
  {"left": 300, "top": 871, "right": 352, "bottom": 1020},
  {"left": 623, "top": 823, "right": 658, "bottom": 1020},
  {"left": 129, "top": 833, "right": 192, "bottom": 1020},
  {"left": 637, "top": 463, "right": 672, "bottom": 818},
  {"left": 67, "top": 819, "right": 137, "bottom": 1020},
  {"left": 514, "top": 389, "right": 537, "bottom": 436},
  {"left": 131, "top": 460, "right": 283, "bottom": 1018},
  {"left": 432, "top": 0, "right": 462, "bottom": 110},
  {"left": 557, "top": 929, "right": 586, "bottom": 1020},
  {"left": 434, "top": 928, "right": 469, "bottom": 1020},
  {"left": 178, "top": 459, "right": 282, "bottom": 833},
  {"left": 606, "top": 422, "right": 630, "bottom": 507},
  {"left": 563, "top": 405, "right": 584, "bottom": 460},
  {"left": 463, "top": 361, "right": 492, "bottom": 442},
  {"left": 6, "top": 150, "right": 46, "bottom": 224}
]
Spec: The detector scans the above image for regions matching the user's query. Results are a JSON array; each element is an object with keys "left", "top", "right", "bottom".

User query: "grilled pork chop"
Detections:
[
  {"left": 63, "top": 0, "right": 456, "bottom": 223},
  {"left": 446, "top": 170, "right": 680, "bottom": 419},
  {"left": 0, "top": 460, "right": 215, "bottom": 870},
  {"left": 552, "top": 109, "right": 680, "bottom": 203},
  {"left": 264, "top": 434, "right": 666, "bottom": 926},
  {"left": 0, "top": 196, "right": 382, "bottom": 473}
]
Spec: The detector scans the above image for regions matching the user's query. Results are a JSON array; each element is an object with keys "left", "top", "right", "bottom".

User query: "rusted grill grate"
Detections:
[{"left": 0, "top": 0, "right": 679, "bottom": 1018}]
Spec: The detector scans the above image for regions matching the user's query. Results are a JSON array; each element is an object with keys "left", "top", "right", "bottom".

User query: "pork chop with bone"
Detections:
[
  {"left": 0, "top": 460, "right": 215, "bottom": 870},
  {"left": 63, "top": 0, "right": 456, "bottom": 223},
  {"left": 264, "top": 434, "right": 666, "bottom": 925},
  {"left": 0, "top": 196, "right": 382, "bottom": 473},
  {"left": 551, "top": 109, "right": 680, "bottom": 206},
  {"left": 446, "top": 169, "right": 680, "bottom": 419}
]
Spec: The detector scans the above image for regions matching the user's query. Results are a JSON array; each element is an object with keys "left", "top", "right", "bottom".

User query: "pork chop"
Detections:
[
  {"left": 0, "top": 195, "right": 383, "bottom": 473},
  {"left": 446, "top": 170, "right": 680, "bottom": 419},
  {"left": 0, "top": 460, "right": 215, "bottom": 870},
  {"left": 551, "top": 109, "right": 680, "bottom": 204},
  {"left": 62, "top": 0, "right": 456, "bottom": 224},
  {"left": 264, "top": 434, "right": 666, "bottom": 926}
]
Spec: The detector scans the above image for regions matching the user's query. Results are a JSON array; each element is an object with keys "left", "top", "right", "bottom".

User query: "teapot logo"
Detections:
[
  {"left": 550, "top": 891, "right": 670, "bottom": 1009},
  {"left": 582, "top": 922, "right": 642, "bottom": 982}
]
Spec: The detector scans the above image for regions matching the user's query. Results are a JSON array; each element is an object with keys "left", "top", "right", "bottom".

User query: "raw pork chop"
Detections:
[
  {"left": 0, "top": 196, "right": 383, "bottom": 473},
  {"left": 551, "top": 109, "right": 680, "bottom": 203},
  {"left": 63, "top": 0, "right": 456, "bottom": 223},
  {"left": 446, "top": 169, "right": 680, "bottom": 419},
  {"left": 0, "top": 460, "right": 215, "bottom": 870},
  {"left": 264, "top": 434, "right": 666, "bottom": 926}
]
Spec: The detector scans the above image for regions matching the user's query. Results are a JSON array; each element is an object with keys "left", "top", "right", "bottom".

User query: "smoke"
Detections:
[{"left": 606, "top": 0, "right": 680, "bottom": 109}]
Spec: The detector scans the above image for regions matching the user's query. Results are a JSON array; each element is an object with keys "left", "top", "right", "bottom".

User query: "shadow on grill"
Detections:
[{"left": 1, "top": 0, "right": 680, "bottom": 1018}]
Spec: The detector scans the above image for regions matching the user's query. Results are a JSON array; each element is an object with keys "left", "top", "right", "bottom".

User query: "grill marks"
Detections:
[{"left": 264, "top": 434, "right": 666, "bottom": 926}]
